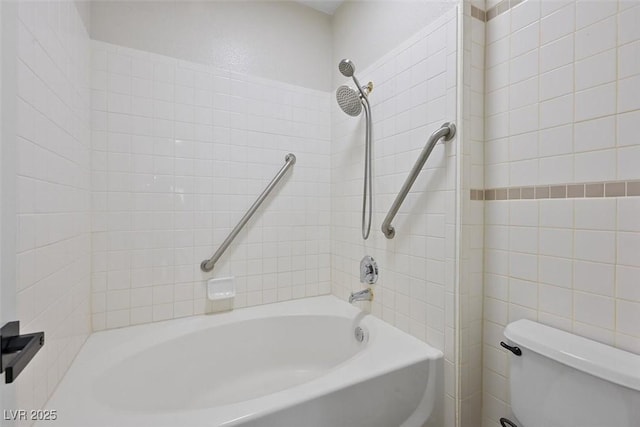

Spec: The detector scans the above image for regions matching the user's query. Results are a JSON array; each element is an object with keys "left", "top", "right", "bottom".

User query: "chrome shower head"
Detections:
[
  {"left": 336, "top": 85, "right": 362, "bottom": 117},
  {"left": 339, "top": 59, "right": 355, "bottom": 77}
]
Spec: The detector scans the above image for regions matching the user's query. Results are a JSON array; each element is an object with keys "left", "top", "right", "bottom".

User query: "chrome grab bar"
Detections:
[
  {"left": 381, "top": 122, "right": 456, "bottom": 239},
  {"left": 200, "top": 153, "right": 296, "bottom": 272}
]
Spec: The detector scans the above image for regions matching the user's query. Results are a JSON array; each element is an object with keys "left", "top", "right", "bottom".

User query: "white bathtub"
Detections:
[{"left": 40, "top": 295, "right": 443, "bottom": 427}]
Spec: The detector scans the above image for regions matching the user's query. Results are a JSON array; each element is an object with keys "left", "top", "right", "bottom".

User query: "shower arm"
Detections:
[
  {"left": 200, "top": 153, "right": 296, "bottom": 272},
  {"left": 381, "top": 122, "right": 456, "bottom": 239},
  {"left": 351, "top": 74, "right": 371, "bottom": 100}
]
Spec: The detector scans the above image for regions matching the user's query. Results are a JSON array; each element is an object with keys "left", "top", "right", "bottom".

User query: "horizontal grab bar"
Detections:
[
  {"left": 200, "top": 153, "right": 296, "bottom": 272},
  {"left": 381, "top": 122, "right": 456, "bottom": 239}
]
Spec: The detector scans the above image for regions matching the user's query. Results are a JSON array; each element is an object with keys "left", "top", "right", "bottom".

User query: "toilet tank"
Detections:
[{"left": 503, "top": 320, "right": 640, "bottom": 427}]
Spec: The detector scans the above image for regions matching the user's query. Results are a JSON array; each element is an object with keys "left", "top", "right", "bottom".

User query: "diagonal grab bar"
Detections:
[
  {"left": 381, "top": 122, "right": 456, "bottom": 239},
  {"left": 201, "top": 153, "right": 296, "bottom": 272}
]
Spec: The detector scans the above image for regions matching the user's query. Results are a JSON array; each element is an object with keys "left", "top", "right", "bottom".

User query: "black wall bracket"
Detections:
[
  {"left": 500, "top": 341, "right": 522, "bottom": 356},
  {"left": 1, "top": 321, "right": 45, "bottom": 384},
  {"left": 500, "top": 418, "right": 519, "bottom": 427}
]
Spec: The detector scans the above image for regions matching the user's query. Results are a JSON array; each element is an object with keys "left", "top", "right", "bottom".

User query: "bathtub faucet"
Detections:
[{"left": 349, "top": 288, "right": 373, "bottom": 304}]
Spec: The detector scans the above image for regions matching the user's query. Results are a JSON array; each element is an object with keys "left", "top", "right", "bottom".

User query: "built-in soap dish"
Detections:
[{"left": 207, "top": 277, "right": 235, "bottom": 301}]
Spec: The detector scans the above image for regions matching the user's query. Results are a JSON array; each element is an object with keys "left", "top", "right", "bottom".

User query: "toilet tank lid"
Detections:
[{"left": 504, "top": 319, "right": 640, "bottom": 392}]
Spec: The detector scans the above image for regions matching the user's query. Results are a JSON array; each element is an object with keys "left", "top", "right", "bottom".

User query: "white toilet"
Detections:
[{"left": 501, "top": 319, "right": 640, "bottom": 427}]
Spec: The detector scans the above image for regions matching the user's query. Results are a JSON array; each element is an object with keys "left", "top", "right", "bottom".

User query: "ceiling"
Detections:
[{"left": 296, "top": 0, "right": 344, "bottom": 15}]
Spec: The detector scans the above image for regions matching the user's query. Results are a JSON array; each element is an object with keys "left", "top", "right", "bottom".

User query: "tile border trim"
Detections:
[
  {"left": 470, "top": 5, "right": 487, "bottom": 22},
  {"left": 484, "top": 0, "right": 524, "bottom": 22},
  {"left": 471, "top": 180, "right": 640, "bottom": 200}
]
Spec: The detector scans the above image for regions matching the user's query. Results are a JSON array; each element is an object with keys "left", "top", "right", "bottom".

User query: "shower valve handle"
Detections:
[{"left": 360, "top": 256, "right": 378, "bottom": 284}]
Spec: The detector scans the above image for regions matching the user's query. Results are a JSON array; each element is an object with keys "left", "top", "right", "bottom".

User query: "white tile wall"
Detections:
[
  {"left": 483, "top": 1, "right": 640, "bottom": 426},
  {"left": 90, "top": 41, "right": 331, "bottom": 330},
  {"left": 485, "top": 0, "right": 640, "bottom": 189},
  {"left": 330, "top": 9, "right": 458, "bottom": 427},
  {"left": 14, "top": 0, "right": 91, "bottom": 420}
]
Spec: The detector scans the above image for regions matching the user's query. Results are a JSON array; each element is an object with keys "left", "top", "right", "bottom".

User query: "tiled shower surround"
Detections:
[
  {"left": 330, "top": 9, "right": 458, "bottom": 425},
  {"left": 14, "top": 0, "right": 91, "bottom": 414},
  {"left": 11, "top": 2, "right": 464, "bottom": 423},
  {"left": 91, "top": 8, "right": 462, "bottom": 425},
  {"left": 90, "top": 41, "right": 331, "bottom": 329}
]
